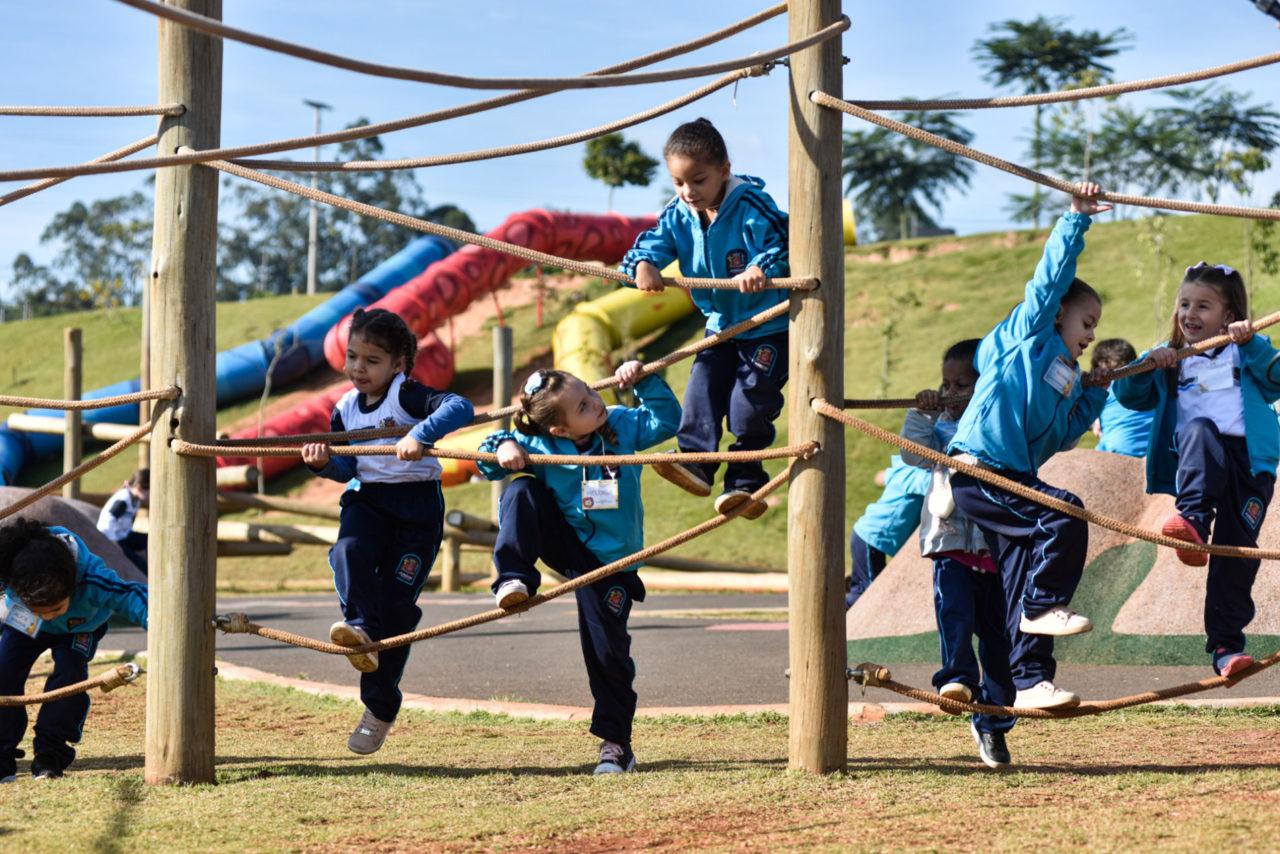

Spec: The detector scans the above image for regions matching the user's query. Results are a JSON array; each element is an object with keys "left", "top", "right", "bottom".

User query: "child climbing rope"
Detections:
[
  {"left": 301, "top": 308, "right": 475, "bottom": 756},
  {"left": 95, "top": 467, "right": 149, "bottom": 573},
  {"left": 0, "top": 519, "right": 148, "bottom": 782},
  {"left": 900, "top": 338, "right": 1015, "bottom": 769},
  {"left": 1113, "top": 263, "right": 1280, "bottom": 679},
  {"left": 621, "top": 117, "right": 789, "bottom": 520},
  {"left": 846, "top": 455, "right": 930, "bottom": 610},
  {"left": 1090, "top": 339, "right": 1153, "bottom": 457},
  {"left": 477, "top": 362, "right": 680, "bottom": 775},
  {"left": 946, "top": 182, "right": 1112, "bottom": 711}
]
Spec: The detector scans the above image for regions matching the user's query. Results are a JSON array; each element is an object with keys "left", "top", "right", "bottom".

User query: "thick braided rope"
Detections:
[
  {"left": 0, "top": 104, "right": 183, "bottom": 117},
  {"left": 209, "top": 158, "right": 817, "bottom": 291},
  {"left": 851, "top": 49, "right": 1280, "bottom": 111},
  {"left": 0, "top": 386, "right": 178, "bottom": 411},
  {"left": 0, "top": 5, "right": 783, "bottom": 184},
  {"left": 234, "top": 68, "right": 758, "bottom": 173},
  {"left": 0, "top": 664, "right": 141, "bottom": 708},
  {"left": 115, "top": 0, "right": 846, "bottom": 91},
  {"left": 853, "top": 654, "right": 1280, "bottom": 718},
  {"left": 814, "top": 92, "right": 1280, "bottom": 223},
  {"left": 0, "top": 133, "right": 160, "bottom": 208},
  {"left": 813, "top": 398, "right": 1280, "bottom": 560},
  {"left": 842, "top": 394, "right": 971, "bottom": 411},
  {"left": 214, "top": 464, "right": 797, "bottom": 654}
]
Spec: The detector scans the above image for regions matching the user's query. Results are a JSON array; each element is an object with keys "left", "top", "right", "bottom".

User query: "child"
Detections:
[
  {"left": 0, "top": 519, "right": 148, "bottom": 782},
  {"left": 96, "top": 467, "right": 149, "bottom": 573},
  {"left": 1090, "top": 339, "right": 1153, "bottom": 457},
  {"left": 477, "top": 361, "right": 680, "bottom": 775},
  {"left": 621, "top": 117, "right": 789, "bottom": 520},
  {"left": 1113, "top": 263, "right": 1280, "bottom": 678},
  {"left": 946, "top": 182, "right": 1112, "bottom": 711},
  {"left": 301, "top": 308, "right": 474, "bottom": 756},
  {"left": 847, "top": 456, "right": 930, "bottom": 609},
  {"left": 900, "top": 339, "right": 1015, "bottom": 770}
]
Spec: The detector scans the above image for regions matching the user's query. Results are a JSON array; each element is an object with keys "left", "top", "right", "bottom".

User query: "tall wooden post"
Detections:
[
  {"left": 139, "top": 279, "right": 151, "bottom": 469},
  {"left": 145, "top": 0, "right": 222, "bottom": 786},
  {"left": 490, "top": 325, "right": 513, "bottom": 521},
  {"left": 62, "top": 328, "right": 82, "bottom": 500},
  {"left": 786, "top": 0, "right": 847, "bottom": 773}
]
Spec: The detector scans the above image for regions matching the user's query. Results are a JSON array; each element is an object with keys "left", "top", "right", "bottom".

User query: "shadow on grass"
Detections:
[
  {"left": 89, "top": 776, "right": 144, "bottom": 854},
  {"left": 849, "top": 755, "right": 1280, "bottom": 776}
]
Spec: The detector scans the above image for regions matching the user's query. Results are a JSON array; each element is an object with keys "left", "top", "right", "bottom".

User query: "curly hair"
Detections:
[
  {"left": 0, "top": 519, "right": 78, "bottom": 608},
  {"left": 663, "top": 117, "right": 729, "bottom": 166},
  {"left": 514, "top": 370, "right": 618, "bottom": 446},
  {"left": 349, "top": 308, "right": 417, "bottom": 375}
]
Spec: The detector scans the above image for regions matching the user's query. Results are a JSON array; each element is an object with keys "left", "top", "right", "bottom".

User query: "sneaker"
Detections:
[
  {"left": 31, "top": 756, "right": 64, "bottom": 780},
  {"left": 714, "top": 490, "right": 767, "bottom": 521},
  {"left": 329, "top": 621, "right": 379, "bottom": 673},
  {"left": 347, "top": 708, "right": 393, "bottom": 755},
  {"left": 0, "top": 774, "right": 15, "bottom": 784},
  {"left": 593, "top": 740, "right": 636, "bottom": 775},
  {"left": 938, "top": 682, "right": 973, "bottom": 714},
  {"left": 1161, "top": 514, "right": 1208, "bottom": 567},
  {"left": 970, "top": 721, "right": 1012, "bottom": 770},
  {"left": 1019, "top": 607, "right": 1092, "bottom": 637},
  {"left": 1214, "top": 647, "right": 1256, "bottom": 679},
  {"left": 651, "top": 453, "right": 713, "bottom": 497},
  {"left": 1014, "top": 680, "right": 1080, "bottom": 710},
  {"left": 495, "top": 579, "right": 530, "bottom": 610}
]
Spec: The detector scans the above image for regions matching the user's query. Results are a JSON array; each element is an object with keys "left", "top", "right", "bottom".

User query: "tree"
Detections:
[
  {"left": 583, "top": 133, "right": 658, "bottom": 211},
  {"left": 841, "top": 107, "right": 975, "bottom": 242},
  {"left": 1152, "top": 85, "right": 1280, "bottom": 202},
  {"left": 39, "top": 191, "right": 152, "bottom": 309},
  {"left": 973, "top": 16, "right": 1131, "bottom": 226},
  {"left": 7, "top": 253, "right": 73, "bottom": 317}
]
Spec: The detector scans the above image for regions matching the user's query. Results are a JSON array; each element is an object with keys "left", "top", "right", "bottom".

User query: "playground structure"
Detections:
[{"left": 4, "top": 0, "right": 1280, "bottom": 787}]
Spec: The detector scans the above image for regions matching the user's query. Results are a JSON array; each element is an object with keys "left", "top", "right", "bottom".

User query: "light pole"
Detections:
[{"left": 303, "top": 99, "right": 332, "bottom": 296}]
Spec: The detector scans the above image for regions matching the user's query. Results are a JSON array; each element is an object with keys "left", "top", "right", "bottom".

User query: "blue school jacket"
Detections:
[
  {"left": 1112, "top": 337, "right": 1280, "bottom": 495},
  {"left": 948, "top": 212, "right": 1107, "bottom": 474},
  {"left": 619, "top": 175, "right": 789, "bottom": 339},
  {"left": 1095, "top": 388, "right": 1154, "bottom": 457},
  {"left": 2, "top": 527, "right": 148, "bottom": 634},
  {"left": 476, "top": 374, "right": 681, "bottom": 569},
  {"left": 852, "top": 455, "right": 931, "bottom": 556}
]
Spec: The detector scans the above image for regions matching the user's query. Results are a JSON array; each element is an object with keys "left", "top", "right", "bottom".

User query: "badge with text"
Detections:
[
  {"left": 1042, "top": 356, "right": 1077, "bottom": 397},
  {"left": 1197, "top": 361, "right": 1237, "bottom": 393},
  {"left": 0, "top": 596, "right": 42, "bottom": 638},
  {"left": 582, "top": 466, "right": 620, "bottom": 511}
]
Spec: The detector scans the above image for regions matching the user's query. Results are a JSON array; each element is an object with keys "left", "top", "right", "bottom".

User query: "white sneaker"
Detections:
[
  {"left": 347, "top": 708, "right": 393, "bottom": 755},
  {"left": 495, "top": 579, "right": 530, "bottom": 610},
  {"left": 938, "top": 682, "right": 972, "bottom": 714},
  {"left": 1019, "top": 607, "right": 1092, "bottom": 637},
  {"left": 593, "top": 740, "right": 636, "bottom": 775},
  {"left": 329, "top": 621, "right": 379, "bottom": 673},
  {"left": 1014, "top": 680, "right": 1080, "bottom": 710},
  {"left": 0, "top": 774, "right": 15, "bottom": 784}
]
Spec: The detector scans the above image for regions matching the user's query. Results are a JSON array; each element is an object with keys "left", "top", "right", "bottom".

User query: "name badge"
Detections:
[
  {"left": 582, "top": 477, "right": 620, "bottom": 510},
  {"left": 1043, "top": 356, "right": 1077, "bottom": 397},
  {"left": 0, "top": 595, "right": 42, "bottom": 637},
  {"left": 1196, "top": 361, "right": 1237, "bottom": 392}
]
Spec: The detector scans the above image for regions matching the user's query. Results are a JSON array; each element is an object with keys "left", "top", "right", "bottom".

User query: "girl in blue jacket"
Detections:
[
  {"left": 946, "top": 183, "right": 1112, "bottom": 711},
  {"left": 478, "top": 360, "right": 680, "bottom": 775},
  {"left": 1113, "top": 263, "right": 1280, "bottom": 679},
  {"left": 0, "top": 520, "right": 148, "bottom": 782},
  {"left": 620, "top": 118, "right": 789, "bottom": 520}
]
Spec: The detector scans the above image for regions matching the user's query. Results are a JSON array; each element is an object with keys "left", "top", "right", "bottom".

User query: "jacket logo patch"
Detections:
[
  {"left": 379, "top": 417, "right": 397, "bottom": 428},
  {"left": 70, "top": 633, "right": 93, "bottom": 657},
  {"left": 751, "top": 344, "right": 778, "bottom": 375},
  {"left": 725, "top": 248, "right": 748, "bottom": 277},
  {"left": 66, "top": 617, "right": 85, "bottom": 629},
  {"left": 395, "top": 554, "right": 423, "bottom": 586},
  {"left": 604, "top": 586, "right": 627, "bottom": 615},
  {"left": 1242, "top": 497, "right": 1265, "bottom": 531}
]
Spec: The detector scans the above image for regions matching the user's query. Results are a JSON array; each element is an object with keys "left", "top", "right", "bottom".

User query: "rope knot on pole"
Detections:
[
  {"left": 100, "top": 662, "right": 144, "bottom": 694},
  {"left": 851, "top": 662, "right": 891, "bottom": 688},
  {"left": 214, "top": 613, "right": 253, "bottom": 634}
]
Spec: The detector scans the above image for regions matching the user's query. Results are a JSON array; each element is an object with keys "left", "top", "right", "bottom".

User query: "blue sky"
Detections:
[{"left": 3, "top": 1, "right": 1280, "bottom": 296}]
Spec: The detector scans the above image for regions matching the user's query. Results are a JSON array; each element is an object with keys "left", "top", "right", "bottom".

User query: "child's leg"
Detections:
[
  {"left": 119, "top": 530, "right": 148, "bottom": 573},
  {"left": 846, "top": 532, "right": 887, "bottom": 609},
  {"left": 1174, "top": 418, "right": 1234, "bottom": 535},
  {"left": 676, "top": 341, "right": 737, "bottom": 485},
  {"left": 493, "top": 475, "right": 593, "bottom": 595},
  {"left": 329, "top": 490, "right": 394, "bottom": 633},
  {"left": 971, "top": 570, "right": 1016, "bottom": 735},
  {"left": 573, "top": 571, "right": 646, "bottom": 749},
  {"left": 931, "top": 557, "right": 981, "bottom": 691},
  {"left": 724, "top": 332, "right": 788, "bottom": 493},
  {"left": 0, "top": 626, "right": 47, "bottom": 777},
  {"left": 31, "top": 626, "right": 108, "bottom": 773}
]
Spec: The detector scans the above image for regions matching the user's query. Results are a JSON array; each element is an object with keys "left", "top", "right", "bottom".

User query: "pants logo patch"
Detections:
[
  {"left": 1243, "top": 497, "right": 1265, "bottom": 530},
  {"left": 604, "top": 586, "right": 627, "bottom": 615},
  {"left": 752, "top": 344, "right": 778, "bottom": 375},
  {"left": 725, "top": 248, "right": 748, "bottom": 277},
  {"left": 71, "top": 633, "right": 93, "bottom": 657},
  {"left": 395, "top": 554, "right": 423, "bottom": 586}
]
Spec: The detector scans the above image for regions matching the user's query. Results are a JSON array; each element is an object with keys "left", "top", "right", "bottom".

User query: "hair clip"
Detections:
[
  {"left": 1186, "top": 261, "right": 1237, "bottom": 276},
  {"left": 523, "top": 371, "right": 546, "bottom": 396}
]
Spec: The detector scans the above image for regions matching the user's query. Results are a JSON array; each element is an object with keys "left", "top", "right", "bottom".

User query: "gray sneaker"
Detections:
[
  {"left": 593, "top": 740, "right": 636, "bottom": 775},
  {"left": 347, "top": 708, "right": 393, "bottom": 755}
]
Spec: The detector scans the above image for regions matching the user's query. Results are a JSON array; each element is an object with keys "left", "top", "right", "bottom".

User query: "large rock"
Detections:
[{"left": 0, "top": 487, "right": 146, "bottom": 584}]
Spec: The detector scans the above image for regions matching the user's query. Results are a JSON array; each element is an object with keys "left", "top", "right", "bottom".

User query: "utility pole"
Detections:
[{"left": 304, "top": 99, "right": 332, "bottom": 296}]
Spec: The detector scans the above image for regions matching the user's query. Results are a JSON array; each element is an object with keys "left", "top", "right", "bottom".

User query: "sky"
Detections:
[{"left": 3, "top": 0, "right": 1280, "bottom": 298}]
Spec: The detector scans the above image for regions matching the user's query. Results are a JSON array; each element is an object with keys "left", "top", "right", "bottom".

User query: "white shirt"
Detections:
[
  {"left": 96, "top": 486, "right": 141, "bottom": 542},
  {"left": 1177, "top": 344, "right": 1245, "bottom": 437},
  {"left": 332, "top": 373, "right": 443, "bottom": 483}
]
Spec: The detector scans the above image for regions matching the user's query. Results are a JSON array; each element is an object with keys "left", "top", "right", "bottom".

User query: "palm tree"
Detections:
[
  {"left": 841, "top": 107, "right": 975, "bottom": 242},
  {"left": 973, "top": 16, "right": 1131, "bottom": 226},
  {"left": 1154, "top": 85, "right": 1280, "bottom": 202}
]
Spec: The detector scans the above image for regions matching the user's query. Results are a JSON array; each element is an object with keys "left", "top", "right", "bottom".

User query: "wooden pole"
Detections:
[
  {"left": 62, "top": 328, "right": 82, "bottom": 500},
  {"left": 7, "top": 413, "right": 152, "bottom": 443},
  {"left": 145, "top": 0, "right": 222, "bottom": 786},
  {"left": 490, "top": 324, "right": 514, "bottom": 521},
  {"left": 440, "top": 535, "right": 462, "bottom": 592},
  {"left": 139, "top": 275, "right": 151, "bottom": 469},
  {"left": 786, "top": 0, "right": 847, "bottom": 773}
]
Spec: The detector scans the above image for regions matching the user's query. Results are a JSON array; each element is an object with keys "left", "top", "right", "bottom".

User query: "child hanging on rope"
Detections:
[
  {"left": 1113, "top": 263, "right": 1280, "bottom": 679},
  {"left": 1090, "top": 339, "right": 1153, "bottom": 457},
  {"left": 301, "top": 308, "right": 475, "bottom": 756},
  {"left": 900, "top": 338, "right": 1015, "bottom": 769},
  {"left": 0, "top": 519, "right": 148, "bottom": 782},
  {"left": 95, "top": 467, "right": 149, "bottom": 573},
  {"left": 621, "top": 117, "right": 789, "bottom": 520},
  {"left": 846, "top": 455, "right": 930, "bottom": 610},
  {"left": 946, "top": 182, "right": 1112, "bottom": 711},
  {"left": 477, "top": 362, "right": 680, "bottom": 775}
]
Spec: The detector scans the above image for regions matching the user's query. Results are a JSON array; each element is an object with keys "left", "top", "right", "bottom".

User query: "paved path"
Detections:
[{"left": 108, "top": 591, "right": 1280, "bottom": 709}]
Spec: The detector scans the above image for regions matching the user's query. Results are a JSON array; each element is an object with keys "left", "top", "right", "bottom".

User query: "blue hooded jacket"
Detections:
[
  {"left": 1112, "top": 337, "right": 1280, "bottom": 495},
  {"left": 852, "top": 454, "right": 931, "bottom": 556},
  {"left": 477, "top": 374, "right": 681, "bottom": 569},
  {"left": 619, "top": 175, "right": 789, "bottom": 339},
  {"left": 948, "top": 212, "right": 1107, "bottom": 474}
]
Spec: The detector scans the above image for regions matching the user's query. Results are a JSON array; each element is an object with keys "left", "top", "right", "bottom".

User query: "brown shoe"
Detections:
[
  {"left": 330, "top": 621, "right": 379, "bottom": 673},
  {"left": 651, "top": 452, "right": 713, "bottom": 497},
  {"left": 714, "top": 490, "right": 767, "bottom": 520}
]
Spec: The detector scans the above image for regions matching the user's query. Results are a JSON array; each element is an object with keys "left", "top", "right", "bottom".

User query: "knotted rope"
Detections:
[
  {"left": 0, "top": 385, "right": 178, "bottom": 411},
  {"left": 0, "top": 133, "right": 159, "bottom": 208},
  {"left": 0, "top": 663, "right": 142, "bottom": 707},
  {"left": 0, "top": 104, "right": 183, "bottom": 117}
]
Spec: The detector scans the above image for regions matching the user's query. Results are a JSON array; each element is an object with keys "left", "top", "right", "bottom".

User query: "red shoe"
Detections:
[
  {"left": 1218, "top": 651, "right": 1256, "bottom": 680},
  {"left": 1161, "top": 515, "right": 1208, "bottom": 567}
]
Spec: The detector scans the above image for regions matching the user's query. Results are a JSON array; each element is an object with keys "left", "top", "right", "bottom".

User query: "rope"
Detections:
[
  {"left": 208, "top": 158, "right": 818, "bottom": 292},
  {"left": 213, "top": 464, "right": 795, "bottom": 655},
  {"left": 814, "top": 92, "right": 1280, "bottom": 223},
  {"left": 0, "top": 664, "right": 142, "bottom": 708},
  {"left": 852, "top": 655, "right": 1280, "bottom": 718},
  {"left": 115, "top": 0, "right": 847, "bottom": 91},
  {"left": 851, "top": 49, "right": 1280, "bottom": 111},
  {"left": 0, "top": 133, "right": 160, "bottom": 208},
  {"left": 842, "top": 394, "right": 971, "bottom": 411},
  {"left": 0, "top": 4, "right": 785, "bottom": 184},
  {"left": 813, "top": 399, "right": 1280, "bottom": 561},
  {"left": 0, "top": 386, "right": 178, "bottom": 411},
  {"left": 0, "top": 104, "right": 183, "bottom": 117}
]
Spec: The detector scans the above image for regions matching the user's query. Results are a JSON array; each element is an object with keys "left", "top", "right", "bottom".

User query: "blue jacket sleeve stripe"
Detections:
[{"left": 742, "top": 194, "right": 788, "bottom": 236}]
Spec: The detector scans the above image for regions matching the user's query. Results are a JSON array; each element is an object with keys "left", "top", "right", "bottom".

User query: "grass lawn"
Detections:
[{"left": 1, "top": 659, "right": 1279, "bottom": 851}]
